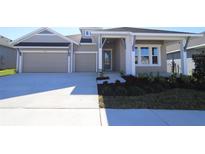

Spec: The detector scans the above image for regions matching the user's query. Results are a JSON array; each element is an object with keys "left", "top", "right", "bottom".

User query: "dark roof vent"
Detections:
[{"left": 80, "top": 38, "right": 92, "bottom": 43}]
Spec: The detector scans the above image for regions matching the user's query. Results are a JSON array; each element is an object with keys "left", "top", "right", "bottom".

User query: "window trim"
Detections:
[
  {"left": 135, "top": 44, "right": 161, "bottom": 67},
  {"left": 84, "top": 30, "right": 91, "bottom": 37}
]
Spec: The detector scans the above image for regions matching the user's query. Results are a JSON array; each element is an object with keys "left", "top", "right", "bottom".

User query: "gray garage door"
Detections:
[
  {"left": 75, "top": 53, "right": 96, "bottom": 72},
  {"left": 23, "top": 53, "right": 68, "bottom": 73}
]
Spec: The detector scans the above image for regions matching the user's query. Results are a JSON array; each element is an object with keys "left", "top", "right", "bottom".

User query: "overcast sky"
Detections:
[{"left": 0, "top": 27, "right": 205, "bottom": 40}]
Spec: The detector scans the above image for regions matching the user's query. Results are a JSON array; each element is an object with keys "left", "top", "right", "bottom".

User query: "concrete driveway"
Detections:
[{"left": 0, "top": 73, "right": 101, "bottom": 126}]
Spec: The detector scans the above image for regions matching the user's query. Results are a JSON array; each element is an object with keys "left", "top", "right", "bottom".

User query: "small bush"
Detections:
[
  {"left": 127, "top": 86, "right": 146, "bottom": 96},
  {"left": 115, "top": 80, "right": 121, "bottom": 85},
  {"left": 101, "top": 86, "right": 114, "bottom": 96},
  {"left": 193, "top": 53, "right": 205, "bottom": 81},
  {"left": 103, "top": 81, "right": 108, "bottom": 85},
  {"left": 114, "top": 86, "right": 128, "bottom": 96}
]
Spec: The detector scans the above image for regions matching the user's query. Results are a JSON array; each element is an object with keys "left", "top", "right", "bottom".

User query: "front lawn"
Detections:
[
  {"left": 98, "top": 74, "right": 205, "bottom": 110},
  {"left": 0, "top": 69, "right": 16, "bottom": 77}
]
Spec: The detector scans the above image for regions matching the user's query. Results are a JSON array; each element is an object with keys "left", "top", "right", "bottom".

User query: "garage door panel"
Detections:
[
  {"left": 23, "top": 53, "right": 68, "bottom": 73},
  {"left": 75, "top": 53, "right": 96, "bottom": 72}
]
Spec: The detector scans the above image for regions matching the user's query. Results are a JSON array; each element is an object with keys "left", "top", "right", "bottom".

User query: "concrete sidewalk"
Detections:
[
  {"left": 100, "top": 109, "right": 205, "bottom": 126},
  {"left": 0, "top": 109, "right": 101, "bottom": 126}
]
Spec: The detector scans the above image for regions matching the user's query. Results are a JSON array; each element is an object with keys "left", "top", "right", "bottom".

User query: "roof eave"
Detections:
[
  {"left": 133, "top": 33, "right": 203, "bottom": 37},
  {"left": 92, "top": 31, "right": 203, "bottom": 37}
]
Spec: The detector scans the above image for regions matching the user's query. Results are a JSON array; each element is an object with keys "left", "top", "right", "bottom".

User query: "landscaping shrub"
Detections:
[
  {"left": 99, "top": 71, "right": 205, "bottom": 98},
  {"left": 115, "top": 80, "right": 121, "bottom": 85},
  {"left": 114, "top": 86, "right": 128, "bottom": 96},
  {"left": 100, "top": 86, "right": 114, "bottom": 96},
  {"left": 167, "top": 73, "right": 178, "bottom": 88},
  {"left": 103, "top": 81, "right": 108, "bottom": 85},
  {"left": 127, "top": 86, "right": 146, "bottom": 96},
  {"left": 193, "top": 53, "right": 205, "bottom": 81}
]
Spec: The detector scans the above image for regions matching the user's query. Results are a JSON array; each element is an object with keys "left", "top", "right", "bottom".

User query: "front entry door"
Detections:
[{"left": 103, "top": 49, "right": 112, "bottom": 71}]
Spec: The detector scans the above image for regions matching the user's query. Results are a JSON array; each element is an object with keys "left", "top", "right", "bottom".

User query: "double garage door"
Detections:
[
  {"left": 23, "top": 52, "right": 68, "bottom": 73},
  {"left": 22, "top": 51, "right": 97, "bottom": 73}
]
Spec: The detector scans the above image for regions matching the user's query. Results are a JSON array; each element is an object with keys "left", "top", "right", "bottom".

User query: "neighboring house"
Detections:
[
  {"left": 166, "top": 32, "right": 205, "bottom": 75},
  {"left": 0, "top": 35, "right": 16, "bottom": 70},
  {"left": 12, "top": 27, "right": 201, "bottom": 75}
]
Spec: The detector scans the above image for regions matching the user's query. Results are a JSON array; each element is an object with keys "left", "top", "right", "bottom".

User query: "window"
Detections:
[
  {"left": 135, "top": 47, "right": 138, "bottom": 64},
  {"left": 152, "top": 47, "right": 159, "bottom": 64},
  {"left": 141, "top": 47, "right": 149, "bottom": 64},
  {"left": 135, "top": 45, "right": 161, "bottom": 66},
  {"left": 84, "top": 31, "right": 91, "bottom": 37}
]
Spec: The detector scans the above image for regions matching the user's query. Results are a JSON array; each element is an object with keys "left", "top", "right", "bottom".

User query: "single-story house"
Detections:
[
  {"left": 166, "top": 32, "right": 205, "bottom": 75},
  {"left": 0, "top": 35, "right": 16, "bottom": 70},
  {"left": 12, "top": 27, "right": 202, "bottom": 75}
]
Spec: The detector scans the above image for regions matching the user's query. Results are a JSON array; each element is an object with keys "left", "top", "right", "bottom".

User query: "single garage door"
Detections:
[
  {"left": 75, "top": 53, "right": 96, "bottom": 72},
  {"left": 23, "top": 53, "right": 68, "bottom": 73}
]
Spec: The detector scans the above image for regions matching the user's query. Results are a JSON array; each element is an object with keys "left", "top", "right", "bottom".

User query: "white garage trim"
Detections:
[
  {"left": 19, "top": 52, "right": 23, "bottom": 73},
  {"left": 21, "top": 50, "right": 69, "bottom": 53},
  {"left": 75, "top": 51, "right": 97, "bottom": 54},
  {"left": 13, "top": 46, "right": 70, "bottom": 49},
  {"left": 74, "top": 52, "right": 98, "bottom": 72},
  {"left": 67, "top": 55, "right": 71, "bottom": 73},
  {"left": 70, "top": 43, "right": 74, "bottom": 73}
]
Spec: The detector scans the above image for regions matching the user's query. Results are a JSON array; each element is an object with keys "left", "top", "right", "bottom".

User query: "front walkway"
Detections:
[{"left": 97, "top": 72, "right": 125, "bottom": 84}]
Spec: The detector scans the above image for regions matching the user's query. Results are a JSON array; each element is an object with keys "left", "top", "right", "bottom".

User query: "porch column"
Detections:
[
  {"left": 98, "top": 48, "right": 103, "bottom": 71},
  {"left": 125, "top": 35, "right": 135, "bottom": 75},
  {"left": 180, "top": 39, "right": 188, "bottom": 75},
  {"left": 131, "top": 36, "right": 136, "bottom": 76},
  {"left": 98, "top": 35, "right": 103, "bottom": 72}
]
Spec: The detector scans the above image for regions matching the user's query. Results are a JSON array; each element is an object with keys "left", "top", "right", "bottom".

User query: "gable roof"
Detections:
[{"left": 12, "top": 27, "right": 79, "bottom": 46}]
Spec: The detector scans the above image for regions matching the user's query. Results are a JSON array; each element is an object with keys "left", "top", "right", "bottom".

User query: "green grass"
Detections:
[
  {"left": 0, "top": 69, "right": 16, "bottom": 77},
  {"left": 99, "top": 88, "right": 205, "bottom": 110}
]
